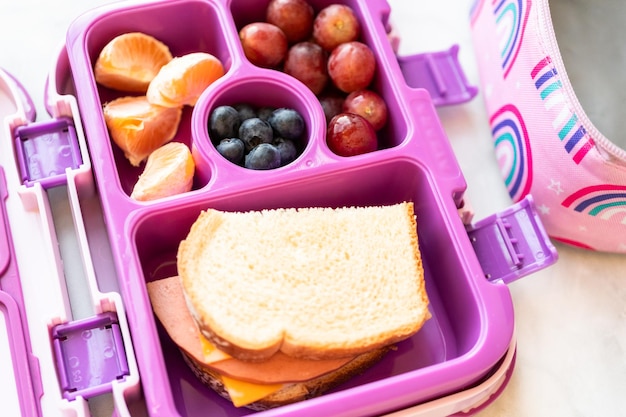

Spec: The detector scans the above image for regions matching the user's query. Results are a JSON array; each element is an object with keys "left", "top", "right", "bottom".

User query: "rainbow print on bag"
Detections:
[
  {"left": 492, "top": 0, "right": 531, "bottom": 78},
  {"left": 490, "top": 104, "right": 533, "bottom": 201},
  {"left": 562, "top": 184, "right": 626, "bottom": 223},
  {"left": 470, "top": 0, "right": 626, "bottom": 252},
  {"left": 531, "top": 56, "right": 595, "bottom": 164}
]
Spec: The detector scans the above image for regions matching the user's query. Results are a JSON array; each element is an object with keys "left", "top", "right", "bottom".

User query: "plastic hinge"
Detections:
[
  {"left": 13, "top": 117, "right": 82, "bottom": 189},
  {"left": 52, "top": 312, "right": 130, "bottom": 401},
  {"left": 466, "top": 195, "right": 558, "bottom": 284},
  {"left": 397, "top": 44, "right": 478, "bottom": 106}
]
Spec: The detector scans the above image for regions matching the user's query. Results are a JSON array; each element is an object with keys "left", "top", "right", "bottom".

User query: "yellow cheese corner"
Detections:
[
  {"left": 199, "top": 334, "right": 232, "bottom": 363},
  {"left": 221, "top": 375, "right": 284, "bottom": 407},
  {"left": 199, "top": 335, "right": 283, "bottom": 407}
]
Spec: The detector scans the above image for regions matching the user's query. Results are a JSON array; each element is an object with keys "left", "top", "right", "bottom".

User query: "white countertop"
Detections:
[{"left": 1, "top": 0, "right": 625, "bottom": 416}]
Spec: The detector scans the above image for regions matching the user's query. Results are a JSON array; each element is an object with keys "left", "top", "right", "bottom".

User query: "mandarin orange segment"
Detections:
[
  {"left": 146, "top": 52, "right": 225, "bottom": 107},
  {"left": 130, "top": 142, "right": 195, "bottom": 201},
  {"left": 95, "top": 32, "right": 173, "bottom": 93},
  {"left": 103, "top": 96, "right": 182, "bottom": 166}
]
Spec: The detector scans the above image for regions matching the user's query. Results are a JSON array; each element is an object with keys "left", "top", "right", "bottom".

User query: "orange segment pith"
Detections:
[
  {"left": 130, "top": 141, "right": 195, "bottom": 201},
  {"left": 103, "top": 96, "right": 182, "bottom": 166},
  {"left": 146, "top": 52, "right": 225, "bottom": 107},
  {"left": 94, "top": 32, "right": 173, "bottom": 93}
]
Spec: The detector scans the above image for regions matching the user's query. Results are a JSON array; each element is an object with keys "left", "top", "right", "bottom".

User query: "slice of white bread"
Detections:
[{"left": 177, "top": 202, "right": 430, "bottom": 362}]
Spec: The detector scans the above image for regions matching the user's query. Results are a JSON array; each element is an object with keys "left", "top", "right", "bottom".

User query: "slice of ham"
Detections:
[{"left": 146, "top": 276, "right": 354, "bottom": 384}]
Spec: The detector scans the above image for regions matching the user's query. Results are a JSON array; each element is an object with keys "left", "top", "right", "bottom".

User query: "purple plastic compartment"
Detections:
[{"left": 64, "top": 0, "right": 515, "bottom": 415}]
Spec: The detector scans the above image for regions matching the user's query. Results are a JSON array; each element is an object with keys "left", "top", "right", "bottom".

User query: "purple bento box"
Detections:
[{"left": 54, "top": 0, "right": 555, "bottom": 415}]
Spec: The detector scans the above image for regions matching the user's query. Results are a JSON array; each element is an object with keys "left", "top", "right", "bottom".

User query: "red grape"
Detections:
[
  {"left": 266, "top": 0, "right": 315, "bottom": 44},
  {"left": 327, "top": 41, "right": 376, "bottom": 93},
  {"left": 318, "top": 92, "right": 345, "bottom": 125},
  {"left": 313, "top": 4, "right": 360, "bottom": 51},
  {"left": 284, "top": 42, "right": 329, "bottom": 95},
  {"left": 239, "top": 22, "right": 288, "bottom": 68},
  {"left": 326, "top": 112, "right": 377, "bottom": 157},
  {"left": 342, "top": 89, "right": 387, "bottom": 131}
]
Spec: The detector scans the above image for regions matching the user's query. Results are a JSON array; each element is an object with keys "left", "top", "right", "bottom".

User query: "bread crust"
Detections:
[{"left": 182, "top": 345, "right": 392, "bottom": 410}]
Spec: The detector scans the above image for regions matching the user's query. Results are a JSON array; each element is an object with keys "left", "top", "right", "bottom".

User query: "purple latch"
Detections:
[
  {"left": 466, "top": 195, "right": 558, "bottom": 284},
  {"left": 52, "top": 312, "right": 130, "bottom": 401},
  {"left": 397, "top": 44, "right": 478, "bottom": 106},
  {"left": 13, "top": 117, "right": 82, "bottom": 189}
]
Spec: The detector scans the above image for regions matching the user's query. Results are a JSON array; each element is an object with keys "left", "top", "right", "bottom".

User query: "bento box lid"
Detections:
[
  {"left": 0, "top": 167, "right": 43, "bottom": 417},
  {"left": 1, "top": 64, "right": 139, "bottom": 417}
]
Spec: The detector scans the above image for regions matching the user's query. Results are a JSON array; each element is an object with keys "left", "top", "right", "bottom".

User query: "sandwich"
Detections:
[{"left": 147, "top": 202, "right": 431, "bottom": 410}]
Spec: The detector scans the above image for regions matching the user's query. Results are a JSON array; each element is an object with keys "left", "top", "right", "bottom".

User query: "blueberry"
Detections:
[
  {"left": 239, "top": 117, "right": 274, "bottom": 152},
  {"left": 216, "top": 138, "right": 245, "bottom": 165},
  {"left": 245, "top": 143, "right": 282, "bottom": 170},
  {"left": 274, "top": 137, "right": 298, "bottom": 165},
  {"left": 234, "top": 103, "right": 257, "bottom": 122},
  {"left": 268, "top": 108, "right": 305, "bottom": 141},
  {"left": 209, "top": 105, "right": 240, "bottom": 142},
  {"left": 257, "top": 106, "right": 276, "bottom": 122}
]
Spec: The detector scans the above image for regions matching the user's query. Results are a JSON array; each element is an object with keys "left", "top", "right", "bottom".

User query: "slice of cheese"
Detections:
[
  {"left": 221, "top": 375, "right": 284, "bottom": 407},
  {"left": 199, "top": 334, "right": 231, "bottom": 363}
]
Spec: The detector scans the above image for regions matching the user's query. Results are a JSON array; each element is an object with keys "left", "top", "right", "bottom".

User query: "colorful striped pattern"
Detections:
[
  {"left": 493, "top": 0, "right": 531, "bottom": 78},
  {"left": 490, "top": 104, "right": 533, "bottom": 201},
  {"left": 531, "top": 56, "right": 595, "bottom": 164},
  {"left": 562, "top": 184, "right": 626, "bottom": 222}
]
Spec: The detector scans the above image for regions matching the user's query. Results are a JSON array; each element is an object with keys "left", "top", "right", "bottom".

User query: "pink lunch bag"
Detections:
[{"left": 470, "top": 0, "right": 626, "bottom": 253}]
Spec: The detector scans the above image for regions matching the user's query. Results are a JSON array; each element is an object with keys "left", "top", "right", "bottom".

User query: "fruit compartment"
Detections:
[
  {"left": 224, "top": 0, "right": 409, "bottom": 152},
  {"left": 191, "top": 71, "right": 323, "bottom": 186},
  {"left": 67, "top": 0, "right": 239, "bottom": 198},
  {"left": 130, "top": 158, "right": 513, "bottom": 416}
]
